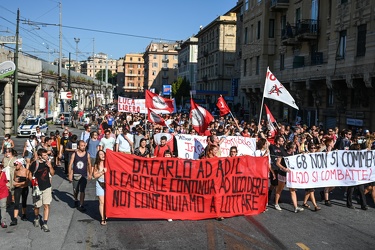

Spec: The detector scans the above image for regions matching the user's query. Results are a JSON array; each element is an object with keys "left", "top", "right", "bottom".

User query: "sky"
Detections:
[{"left": 0, "top": 0, "right": 237, "bottom": 62}]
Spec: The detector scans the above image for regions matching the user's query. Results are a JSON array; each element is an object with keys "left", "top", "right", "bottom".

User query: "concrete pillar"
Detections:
[
  {"left": 4, "top": 82, "right": 13, "bottom": 135},
  {"left": 35, "top": 83, "right": 41, "bottom": 116}
]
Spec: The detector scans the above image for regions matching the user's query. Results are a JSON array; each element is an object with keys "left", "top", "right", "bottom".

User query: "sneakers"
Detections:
[
  {"left": 41, "top": 224, "right": 50, "bottom": 232},
  {"left": 21, "top": 215, "right": 27, "bottom": 221},
  {"left": 167, "top": 219, "right": 173, "bottom": 222},
  {"left": 77, "top": 205, "right": 86, "bottom": 212},
  {"left": 274, "top": 204, "right": 282, "bottom": 211},
  {"left": 294, "top": 207, "right": 304, "bottom": 213},
  {"left": 9, "top": 219, "right": 17, "bottom": 226},
  {"left": 34, "top": 218, "right": 40, "bottom": 228},
  {"left": 1, "top": 222, "right": 7, "bottom": 228}
]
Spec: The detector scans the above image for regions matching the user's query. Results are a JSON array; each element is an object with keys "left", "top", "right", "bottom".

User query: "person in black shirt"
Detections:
[{"left": 28, "top": 148, "right": 55, "bottom": 232}]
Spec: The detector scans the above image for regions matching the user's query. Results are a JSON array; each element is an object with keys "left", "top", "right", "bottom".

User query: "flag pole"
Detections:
[{"left": 258, "top": 67, "right": 269, "bottom": 127}]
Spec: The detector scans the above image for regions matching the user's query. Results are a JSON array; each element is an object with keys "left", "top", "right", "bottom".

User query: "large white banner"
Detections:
[
  {"left": 175, "top": 134, "right": 256, "bottom": 159},
  {"left": 285, "top": 150, "right": 375, "bottom": 188},
  {"left": 118, "top": 97, "right": 146, "bottom": 113}
]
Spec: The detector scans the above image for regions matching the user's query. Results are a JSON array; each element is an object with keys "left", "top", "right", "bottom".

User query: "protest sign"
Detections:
[
  {"left": 105, "top": 150, "right": 269, "bottom": 220},
  {"left": 118, "top": 97, "right": 146, "bottom": 113},
  {"left": 175, "top": 134, "right": 256, "bottom": 159},
  {"left": 285, "top": 150, "right": 375, "bottom": 188}
]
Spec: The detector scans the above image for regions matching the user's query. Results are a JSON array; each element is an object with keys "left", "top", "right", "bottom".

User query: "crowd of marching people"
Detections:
[{"left": 1, "top": 104, "right": 375, "bottom": 231}]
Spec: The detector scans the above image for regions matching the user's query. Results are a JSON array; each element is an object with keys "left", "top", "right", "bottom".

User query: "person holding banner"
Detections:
[
  {"left": 268, "top": 135, "right": 285, "bottom": 203},
  {"left": 93, "top": 150, "right": 107, "bottom": 225},
  {"left": 320, "top": 138, "right": 336, "bottom": 206},
  {"left": 274, "top": 142, "right": 304, "bottom": 213},
  {"left": 301, "top": 143, "right": 321, "bottom": 212},
  {"left": 134, "top": 138, "right": 151, "bottom": 158},
  {"left": 346, "top": 143, "right": 368, "bottom": 210}
]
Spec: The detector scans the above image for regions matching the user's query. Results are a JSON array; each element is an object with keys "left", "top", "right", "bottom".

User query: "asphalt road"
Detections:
[{"left": 1, "top": 124, "right": 375, "bottom": 250}]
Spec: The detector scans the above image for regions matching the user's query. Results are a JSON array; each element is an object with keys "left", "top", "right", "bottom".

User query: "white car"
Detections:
[{"left": 17, "top": 116, "right": 48, "bottom": 137}]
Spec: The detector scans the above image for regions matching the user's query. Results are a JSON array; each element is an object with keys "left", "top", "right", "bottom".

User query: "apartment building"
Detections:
[
  {"left": 196, "top": 12, "right": 240, "bottom": 109},
  {"left": 177, "top": 37, "right": 198, "bottom": 92},
  {"left": 238, "top": 0, "right": 375, "bottom": 130},
  {"left": 143, "top": 42, "right": 179, "bottom": 94},
  {"left": 123, "top": 53, "right": 144, "bottom": 97},
  {"left": 80, "top": 52, "right": 117, "bottom": 79}
]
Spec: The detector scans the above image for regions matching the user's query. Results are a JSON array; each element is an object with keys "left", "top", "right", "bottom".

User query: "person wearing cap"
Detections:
[{"left": 10, "top": 158, "right": 30, "bottom": 226}]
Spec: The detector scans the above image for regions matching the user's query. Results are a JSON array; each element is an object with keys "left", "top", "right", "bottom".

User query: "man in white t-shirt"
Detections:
[
  {"left": 115, "top": 127, "right": 134, "bottom": 154},
  {"left": 99, "top": 129, "right": 116, "bottom": 152}
]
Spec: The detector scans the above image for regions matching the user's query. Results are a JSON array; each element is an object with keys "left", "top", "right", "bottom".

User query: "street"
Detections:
[{"left": 0, "top": 124, "right": 375, "bottom": 250}]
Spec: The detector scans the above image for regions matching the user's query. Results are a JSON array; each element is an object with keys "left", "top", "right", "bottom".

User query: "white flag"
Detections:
[{"left": 263, "top": 67, "right": 299, "bottom": 110}]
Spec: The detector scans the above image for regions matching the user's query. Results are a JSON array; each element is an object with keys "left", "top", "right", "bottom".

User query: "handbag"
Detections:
[
  {"left": 73, "top": 174, "right": 82, "bottom": 181},
  {"left": 97, "top": 180, "right": 105, "bottom": 190}
]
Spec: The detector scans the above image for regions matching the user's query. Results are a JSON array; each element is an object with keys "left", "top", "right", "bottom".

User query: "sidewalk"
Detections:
[{"left": 0, "top": 166, "right": 102, "bottom": 250}]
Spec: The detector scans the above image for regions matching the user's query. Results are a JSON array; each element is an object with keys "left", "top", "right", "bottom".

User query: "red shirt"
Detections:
[{"left": 0, "top": 172, "right": 8, "bottom": 199}]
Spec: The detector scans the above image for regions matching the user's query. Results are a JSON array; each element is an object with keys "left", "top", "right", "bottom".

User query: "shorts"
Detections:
[
  {"left": 72, "top": 176, "right": 88, "bottom": 194},
  {"left": 96, "top": 180, "right": 105, "bottom": 196},
  {"left": 278, "top": 174, "right": 286, "bottom": 183},
  {"left": 34, "top": 187, "right": 52, "bottom": 208},
  {"left": 25, "top": 151, "right": 33, "bottom": 159},
  {"left": 270, "top": 170, "right": 278, "bottom": 186}
]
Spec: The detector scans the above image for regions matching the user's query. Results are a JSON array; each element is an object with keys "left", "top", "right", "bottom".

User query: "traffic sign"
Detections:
[{"left": 66, "top": 92, "right": 72, "bottom": 99}]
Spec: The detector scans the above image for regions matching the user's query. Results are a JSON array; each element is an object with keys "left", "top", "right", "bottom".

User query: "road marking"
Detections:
[{"left": 296, "top": 242, "right": 310, "bottom": 250}]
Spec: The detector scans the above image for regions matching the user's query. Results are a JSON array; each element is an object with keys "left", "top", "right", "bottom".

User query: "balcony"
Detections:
[
  {"left": 162, "top": 58, "right": 169, "bottom": 63},
  {"left": 281, "top": 25, "right": 301, "bottom": 46},
  {"left": 270, "top": 0, "right": 289, "bottom": 11},
  {"left": 295, "top": 19, "right": 319, "bottom": 41}
]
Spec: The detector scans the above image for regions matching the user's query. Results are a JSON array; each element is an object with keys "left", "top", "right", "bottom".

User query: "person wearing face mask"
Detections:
[{"left": 1, "top": 134, "right": 14, "bottom": 154}]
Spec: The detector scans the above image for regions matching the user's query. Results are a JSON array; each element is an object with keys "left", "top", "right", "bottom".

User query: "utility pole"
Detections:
[
  {"left": 13, "top": 9, "right": 20, "bottom": 133},
  {"left": 92, "top": 38, "right": 95, "bottom": 107},
  {"left": 58, "top": 2, "right": 62, "bottom": 90},
  {"left": 74, "top": 37, "right": 80, "bottom": 62},
  {"left": 68, "top": 52, "right": 71, "bottom": 90}
]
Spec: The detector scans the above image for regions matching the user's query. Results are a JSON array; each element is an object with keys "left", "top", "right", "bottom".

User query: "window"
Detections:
[
  {"left": 244, "top": 27, "right": 248, "bottom": 44},
  {"left": 138, "top": 58, "right": 141, "bottom": 61},
  {"left": 256, "top": 56, "right": 260, "bottom": 75},
  {"left": 249, "top": 58, "right": 253, "bottom": 76},
  {"left": 341, "top": 0, "right": 348, "bottom": 4},
  {"left": 257, "top": 21, "right": 261, "bottom": 39},
  {"left": 130, "top": 57, "right": 133, "bottom": 61},
  {"left": 163, "top": 55, "right": 168, "bottom": 59},
  {"left": 138, "top": 70, "right": 141, "bottom": 74},
  {"left": 153, "top": 55, "right": 157, "bottom": 59},
  {"left": 280, "top": 54, "right": 285, "bottom": 70},
  {"left": 152, "top": 71, "right": 156, "bottom": 76},
  {"left": 243, "top": 59, "right": 247, "bottom": 76},
  {"left": 356, "top": 24, "right": 366, "bottom": 57},
  {"left": 269, "top": 19, "right": 275, "bottom": 38},
  {"left": 250, "top": 24, "right": 254, "bottom": 42},
  {"left": 245, "top": 0, "right": 249, "bottom": 10},
  {"left": 328, "top": 89, "right": 334, "bottom": 107},
  {"left": 338, "top": 30, "right": 347, "bottom": 59},
  {"left": 152, "top": 62, "right": 158, "bottom": 68},
  {"left": 162, "top": 63, "right": 168, "bottom": 68}
]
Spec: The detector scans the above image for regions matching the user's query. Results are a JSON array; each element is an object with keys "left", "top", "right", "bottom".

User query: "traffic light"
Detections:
[{"left": 70, "top": 100, "right": 77, "bottom": 108}]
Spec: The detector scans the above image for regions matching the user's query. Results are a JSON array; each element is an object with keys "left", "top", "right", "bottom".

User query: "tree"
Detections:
[
  {"left": 95, "top": 69, "right": 113, "bottom": 82},
  {"left": 172, "top": 77, "right": 191, "bottom": 106}
]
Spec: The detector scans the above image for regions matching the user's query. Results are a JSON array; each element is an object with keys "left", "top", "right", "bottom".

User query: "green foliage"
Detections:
[
  {"left": 70, "top": 100, "right": 78, "bottom": 108},
  {"left": 95, "top": 69, "right": 113, "bottom": 81},
  {"left": 172, "top": 77, "right": 191, "bottom": 105}
]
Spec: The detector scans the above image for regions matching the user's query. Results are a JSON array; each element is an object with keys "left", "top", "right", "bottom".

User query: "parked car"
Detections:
[
  {"left": 54, "top": 112, "right": 72, "bottom": 125},
  {"left": 17, "top": 116, "right": 48, "bottom": 137}
]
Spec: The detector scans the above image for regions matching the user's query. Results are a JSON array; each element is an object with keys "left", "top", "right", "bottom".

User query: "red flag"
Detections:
[
  {"left": 264, "top": 104, "right": 277, "bottom": 137},
  {"left": 145, "top": 90, "right": 174, "bottom": 113},
  {"left": 147, "top": 108, "right": 167, "bottom": 127},
  {"left": 190, "top": 99, "right": 214, "bottom": 135},
  {"left": 216, "top": 96, "right": 231, "bottom": 116}
]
